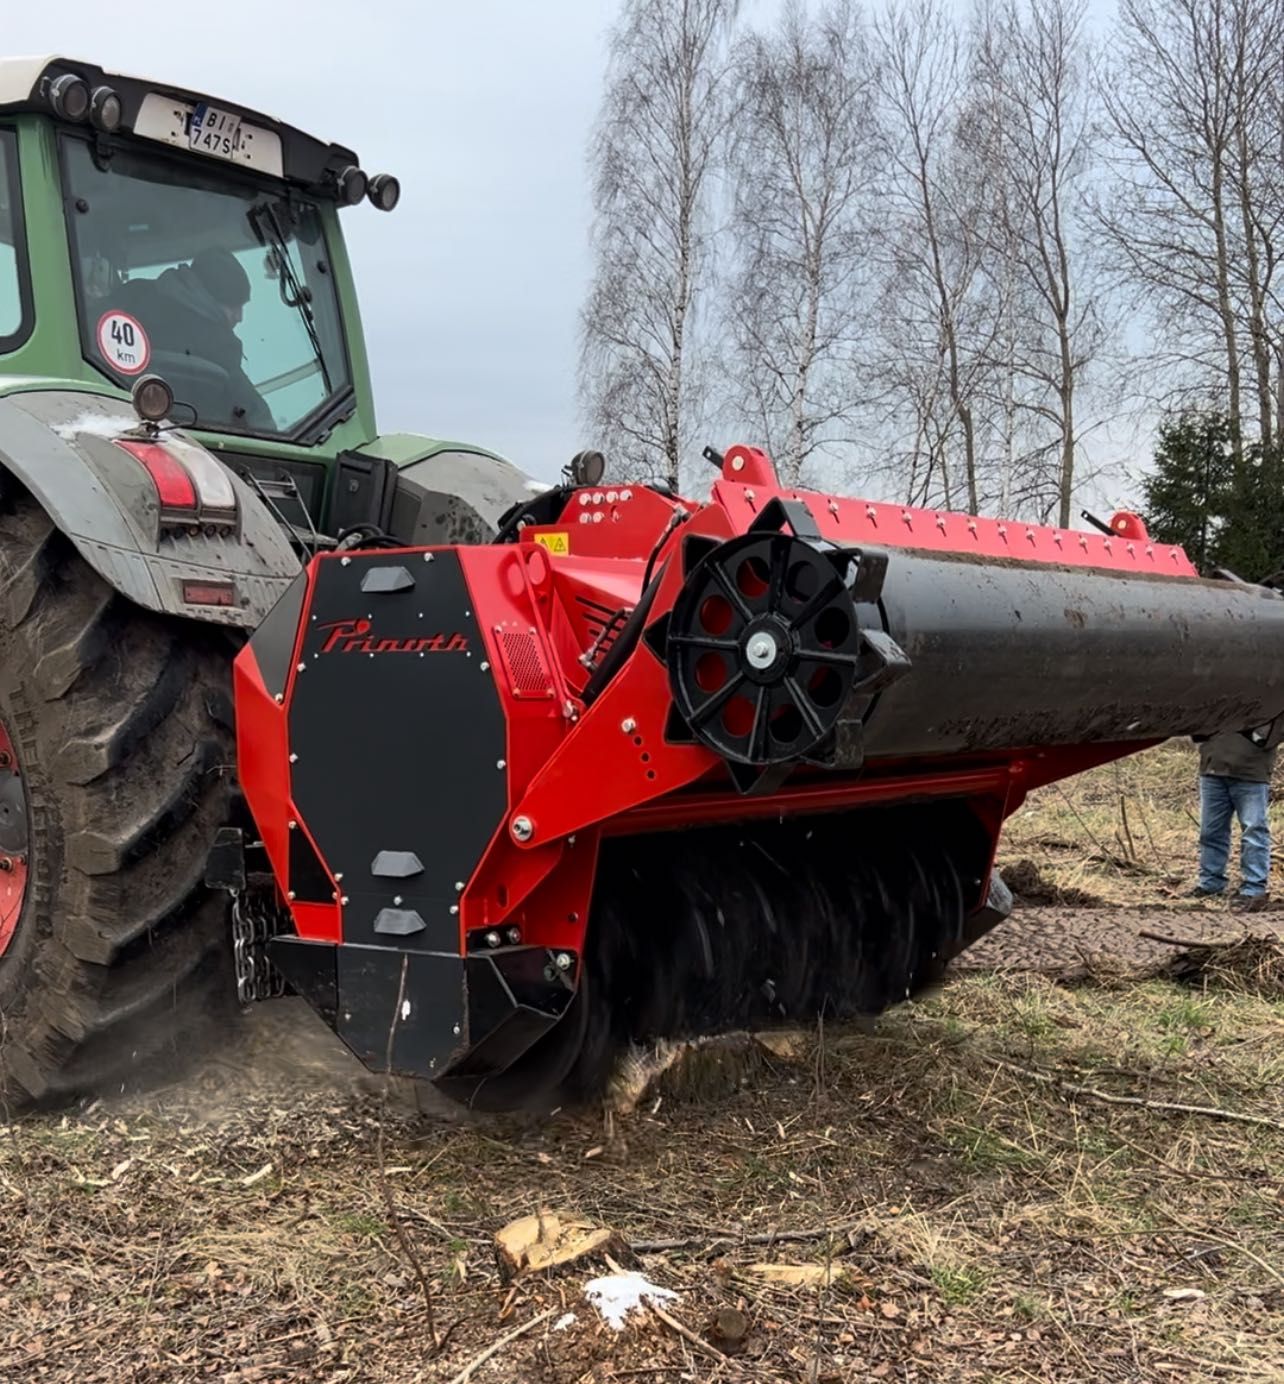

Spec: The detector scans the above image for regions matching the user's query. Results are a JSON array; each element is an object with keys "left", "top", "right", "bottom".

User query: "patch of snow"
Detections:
[
  {"left": 52, "top": 413, "right": 134, "bottom": 443},
  {"left": 525, "top": 478, "right": 553, "bottom": 493},
  {"left": 553, "top": 1312, "right": 577, "bottom": 1332},
  {"left": 583, "top": 1271, "right": 679, "bottom": 1332}
]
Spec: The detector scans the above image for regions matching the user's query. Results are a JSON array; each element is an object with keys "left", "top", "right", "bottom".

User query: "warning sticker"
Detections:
[
  {"left": 533, "top": 532, "right": 570, "bottom": 555},
  {"left": 96, "top": 311, "right": 151, "bottom": 376}
]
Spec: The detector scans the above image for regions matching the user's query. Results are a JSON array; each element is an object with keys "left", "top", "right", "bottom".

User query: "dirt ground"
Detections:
[
  {"left": 2, "top": 745, "right": 1282, "bottom": 1382},
  {"left": 963, "top": 904, "right": 1283, "bottom": 974}
]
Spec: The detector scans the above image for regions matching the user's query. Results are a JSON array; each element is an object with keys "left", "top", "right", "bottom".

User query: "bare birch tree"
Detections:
[
  {"left": 1099, "top": 0, "right": 1284, "bottom": 458},
  {"left": 579, "top": 0, "right": 739, "bottom": 488},
  {"left": 972, "top": 0, "right": 1101, "bottom": 528},
  {"left": 721, "top": 0, "right": 877, "bottom": 486},
  {"left": 872, "top": 0, "right": 995, "bottom": 512}
]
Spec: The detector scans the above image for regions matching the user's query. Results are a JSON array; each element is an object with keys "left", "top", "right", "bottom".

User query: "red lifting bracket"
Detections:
[
  {"left": 1108, "top": 511, "right": 1149, "bottom": 541},
  {"left": 718, "top": 444, "right": 779, "bottom": 488}
]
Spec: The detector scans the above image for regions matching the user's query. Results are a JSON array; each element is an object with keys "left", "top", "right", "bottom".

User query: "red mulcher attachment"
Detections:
[{"left": 231, "top": 445, "right": 1284, "bottom": 1110}]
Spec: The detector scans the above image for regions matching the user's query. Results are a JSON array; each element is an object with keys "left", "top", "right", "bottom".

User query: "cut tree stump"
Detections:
[
  {"left": 494, "top": 1209, "right": 633, "bottom": 1281},
  {"left": 608, "top": 1030, "right": 812, "bottom": 1112}
]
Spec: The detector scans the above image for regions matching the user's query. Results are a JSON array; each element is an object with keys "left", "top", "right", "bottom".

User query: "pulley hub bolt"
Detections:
[
  {"left": 554, "top": 951, "right": 573, "bottom": 971},
  {"left": 745, "top": 631, "right": 779, "bottom": 670},
  {"left": 511, "top": 815, "right": 534, "bottom": 842}
]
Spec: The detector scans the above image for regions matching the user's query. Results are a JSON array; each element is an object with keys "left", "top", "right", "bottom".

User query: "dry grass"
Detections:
[
  {"left": 2, "top": 968, "right": 1281, "bottom": 1382},
  {"left": 1000, "top": 740, "right": 1284, "bottom": 907},
  {"left": 4, "top": 741, "right": 1282, "bottom": 1381},
  {"left": 1149, "top": 933, "right": 1284, "bottom": 999}
]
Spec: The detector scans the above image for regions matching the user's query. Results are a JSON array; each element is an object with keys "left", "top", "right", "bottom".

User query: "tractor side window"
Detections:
[
  {"left": 0, "top": 129, "right": 33, "bottom": 350},
  {"left": 231, "top": 244, "right": 334, "bottom": 429}
]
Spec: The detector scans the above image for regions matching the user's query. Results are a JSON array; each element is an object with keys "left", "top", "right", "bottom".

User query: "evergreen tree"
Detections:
[
  {"left": 1214, "top": 440, "right": 1284, "bottom": 581},
  {"left": 1141, "top": 412, "right": 1233, "bottom": 573},
  {"left": 1142, "top": 410, "right": 1284, "bottom": 579}
]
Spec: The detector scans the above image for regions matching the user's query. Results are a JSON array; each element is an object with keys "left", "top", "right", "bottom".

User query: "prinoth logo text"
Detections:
[{"left": 318, "top": 619, "right": 470, "bottom": 655}]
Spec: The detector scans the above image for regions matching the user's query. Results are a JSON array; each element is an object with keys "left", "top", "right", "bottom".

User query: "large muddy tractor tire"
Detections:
[{"left": 0, "top": 489, "right": 236, "bottom": 1108}]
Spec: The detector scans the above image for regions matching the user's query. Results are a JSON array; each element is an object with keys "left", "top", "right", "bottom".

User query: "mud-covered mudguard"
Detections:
[
  {"left": 0, "top": 390, "right": 299, "bottom": 627},
  {"left": 366, "top": 434, "right": 548, "bottom": 546}
]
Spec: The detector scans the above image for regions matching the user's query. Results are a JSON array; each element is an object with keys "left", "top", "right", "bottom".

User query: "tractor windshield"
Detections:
[{"left": 60, "top": 136, "right": 351, "bottom": 439}]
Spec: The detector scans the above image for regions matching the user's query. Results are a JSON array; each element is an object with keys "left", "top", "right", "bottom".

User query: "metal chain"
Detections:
[{"left": 231, "top": 892, "right": 288, "bottom": 1004}]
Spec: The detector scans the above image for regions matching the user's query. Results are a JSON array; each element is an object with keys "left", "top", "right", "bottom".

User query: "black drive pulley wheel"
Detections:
[{"left": 666, "top": 531, "right": 865, "bottom": 765}]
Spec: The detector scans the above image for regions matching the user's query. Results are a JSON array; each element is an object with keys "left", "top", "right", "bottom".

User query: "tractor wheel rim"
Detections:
[{"left": 0, "top": 715, "right": 29, "bottom": 958}]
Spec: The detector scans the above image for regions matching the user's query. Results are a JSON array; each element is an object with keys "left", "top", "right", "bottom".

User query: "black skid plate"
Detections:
[{"left": 287, "top": 551, "right": 507, "bottom": 953}]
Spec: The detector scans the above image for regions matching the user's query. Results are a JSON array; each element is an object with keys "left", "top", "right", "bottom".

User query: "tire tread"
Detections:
[{"left": 0, "top": 493, "right": 237, "bottom": 1107}]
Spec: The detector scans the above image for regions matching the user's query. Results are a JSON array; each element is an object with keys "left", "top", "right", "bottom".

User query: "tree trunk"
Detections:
[
  {"left": 1210, "top": 135, "right": 1244, "bottom": 462},
  {"left": 1057, "top": 373, "right": 1075, "bottom": 529},
  {"left": 917, "top": 147, "right": 977, "bottom": 513},
  {"left": 1000, "top": 245, "right": 1017, "bottom": 516},
  {"left": 664, "top": 13, "right": 698, "bottom": 493},
  {"left": 1052, "top": 192, "right": 1076, "bottom": 529},
  {"left": 1232, "top": 87, "right": 1273, "bottom": 450},
  {"left": 786, "top": 245, "right": 823, "bottom": 487}
]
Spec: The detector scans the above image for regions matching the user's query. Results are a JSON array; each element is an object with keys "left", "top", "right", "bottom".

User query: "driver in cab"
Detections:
[{"left": 116, "top": 248, "right": 272, "bottom": 430}]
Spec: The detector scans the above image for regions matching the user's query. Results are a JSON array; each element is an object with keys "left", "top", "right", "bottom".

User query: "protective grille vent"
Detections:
[
  {"left": 575, "top": 595, "right": 626, "bottom": 669},
  {"left": 498, "top": 630, "right": 554, "bottom": 699}
]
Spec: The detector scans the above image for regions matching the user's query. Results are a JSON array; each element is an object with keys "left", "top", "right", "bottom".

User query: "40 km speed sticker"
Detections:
[{"left": 96, "top": 311, "right": 150, "bottom": 376}]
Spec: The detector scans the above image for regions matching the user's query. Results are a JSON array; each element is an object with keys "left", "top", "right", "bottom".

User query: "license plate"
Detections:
[{"left": 188, "top": 102, "right": 243, "bottom": 159}]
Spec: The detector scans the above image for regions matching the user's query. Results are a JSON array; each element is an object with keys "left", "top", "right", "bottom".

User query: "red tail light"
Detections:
[
  {"left": 114, "top": 437, "right": 238, "bottom": 529},
  {"left": 116, "top": 440, "right": 198, "bottom": 520}
]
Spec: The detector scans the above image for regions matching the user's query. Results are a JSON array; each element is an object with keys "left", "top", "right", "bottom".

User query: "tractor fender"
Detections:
[
  {"left": 0, "top": 390, "right": 299, "bottom": 628},
  {"left": 355, "top": 435, "right": 546, "bottom": 546}
]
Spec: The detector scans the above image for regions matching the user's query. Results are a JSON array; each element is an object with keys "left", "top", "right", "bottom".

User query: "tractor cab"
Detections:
[{"left": 0, "top": 56, "right": 514, "bottom": 540}]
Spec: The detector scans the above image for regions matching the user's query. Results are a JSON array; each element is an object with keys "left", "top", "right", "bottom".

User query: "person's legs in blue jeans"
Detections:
[
  {"left": 1198, "top": 775, "right": 1234, "bottom": 894},
  {"left": 1228, "top": 780, "right": 1271, "bottom": 896}
]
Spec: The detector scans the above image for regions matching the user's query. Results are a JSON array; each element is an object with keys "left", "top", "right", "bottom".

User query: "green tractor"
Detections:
[{"left": 0, "top": 56, "right": 533, "bottom": 1104}]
